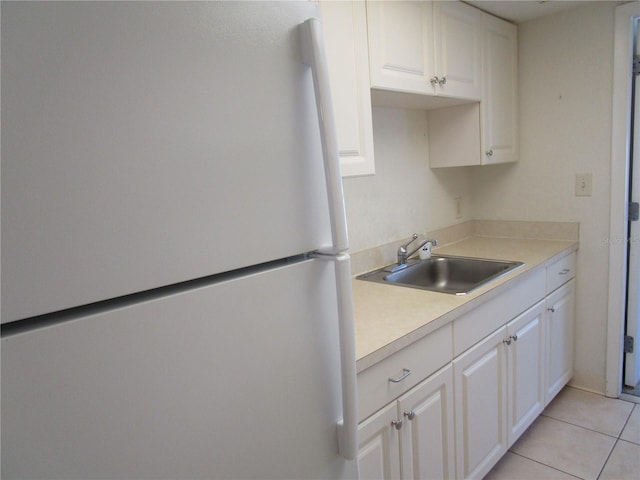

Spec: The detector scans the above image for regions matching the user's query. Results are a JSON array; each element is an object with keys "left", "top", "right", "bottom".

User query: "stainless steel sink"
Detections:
[{"left": 356, "top": 255, "right": 524, "bottom": 295}]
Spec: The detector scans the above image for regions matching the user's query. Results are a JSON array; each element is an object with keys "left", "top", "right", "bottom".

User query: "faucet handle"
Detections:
[{"left": 400, "top": 234, "right": 419, "bottom": 250}]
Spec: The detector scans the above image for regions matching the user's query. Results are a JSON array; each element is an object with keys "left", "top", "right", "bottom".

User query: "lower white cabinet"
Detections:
[
  {"left": 357, "top": 365, "right": 455, "bottom": 480},
  {"left": 545, "top": 279, "right": 576, "bottom": 404},
  {"left": 453, "top": 300, "right": 546, "bottom": 479},
  {"left": 453, "top": 327, "right": 508, "bottom": 480},
  {"left": 358, "top": 252, "right": 576, "bottom": 480},
  {"left": 507, "top": 301, "right": 547, "bottom": 445},
  {"left": 358, "top": 401, "right": 401, "bottom": 480}
]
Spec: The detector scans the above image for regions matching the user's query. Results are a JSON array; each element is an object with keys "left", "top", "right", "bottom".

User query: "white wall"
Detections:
[
  {"left": 343, "top": 107, "right": 473, "bottom": 253},
  {"left": 472, "top": 4, "right": 616, "bottom": 393}
]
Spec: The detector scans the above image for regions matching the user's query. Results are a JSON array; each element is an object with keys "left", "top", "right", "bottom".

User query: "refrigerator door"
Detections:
[
  {"left": 2, "top": 1, "right": 338, "bottom": 322},
  {"left": 1, "top": 258, "right": 358, "bottom": 479}
]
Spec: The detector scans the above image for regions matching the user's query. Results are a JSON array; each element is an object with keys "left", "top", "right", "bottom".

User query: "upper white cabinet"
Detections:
[
  {"left": 433, "top": 1, "right": 483, "bottom": 100},
  {"left": 320, "top": 1, "right": 375, "bottom": 177},
  {"left": 428, "top": 8, "right": 518, "bottom": 167},
  {"left": 481, "top": 13, "right": 518, "bottom": 165},
  {"left": 367, "top": 0, "right": 482, "bottom": 100}
]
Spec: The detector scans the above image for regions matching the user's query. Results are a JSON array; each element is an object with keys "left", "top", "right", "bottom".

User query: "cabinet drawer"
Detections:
[
  {"left": 546, "top": 253, "right": 576, "bottom": 293},
  {"left": 357, "top": 323, "right": 453, "bottom": 423},
  {"left": 453, "top": 268, "right": 545, "bottom": 356}
]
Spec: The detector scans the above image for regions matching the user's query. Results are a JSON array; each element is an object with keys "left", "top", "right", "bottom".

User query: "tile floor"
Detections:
[{"left": 484, "top": 386, "right": 640, "bottom": 480}]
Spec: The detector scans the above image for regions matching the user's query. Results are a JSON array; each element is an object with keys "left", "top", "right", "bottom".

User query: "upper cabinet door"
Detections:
[
  {"left": 481, "top": 13, "right": 518, "bottom": 164},
  {"left": 321, "top": 1, "right": 375, "bottom": 177},
  {"left": 367, "top": 0, "right": 434, "bottom": 94},
  {"left": 367, "top": 1, "right": 481, "bottom": 101},
  {"left": 433, "top": 1, "right": 483, "bottom": 100}
]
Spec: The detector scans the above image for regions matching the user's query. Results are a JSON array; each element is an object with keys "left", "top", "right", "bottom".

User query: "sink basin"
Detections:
[{"left": 356, "top": 255, "right": 524, "bottom": 295}]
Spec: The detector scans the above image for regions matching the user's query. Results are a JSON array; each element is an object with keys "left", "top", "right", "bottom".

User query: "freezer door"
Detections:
[
  {"left": 2, "top": 1, "right": 341, "bottom": 322},
  {"left": 1, "top": 259, "right": 358, "bottom": 479}
]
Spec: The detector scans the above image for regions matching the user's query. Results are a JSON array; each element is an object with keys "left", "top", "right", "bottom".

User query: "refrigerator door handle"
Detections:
[
  {"left": 300, "top": 18, "right": 349, "bottom": 255},
  {"left": 314, "top": 253, "right": 358, "bottom": 460}
]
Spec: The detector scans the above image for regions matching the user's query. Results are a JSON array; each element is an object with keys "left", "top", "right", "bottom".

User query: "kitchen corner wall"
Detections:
[
  {"left": 342, "top": 106, "right": 473, "bottom": 253},
  {"left": 473, "top": 4, "right": 615, "bottom": 394}
]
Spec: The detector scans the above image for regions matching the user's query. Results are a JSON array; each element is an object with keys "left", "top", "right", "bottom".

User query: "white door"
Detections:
[
  {"left": 1, "top": 1, "right": 333, "bottom": 322},
  {"left": 358, "top": 403, "right": 402, "bottom": 480},
  {"left": 1, "top": 259, "right": 357, "bottom": 479},
  {"left": 507, "top": 301, "right": 546, "bottom": 446},
  {"left": 626, "top": 23, "right": 640, "bottom": 388},
  {"left": 366, "top": 0, "right": 434, "bottom": 94},
  {"left": 453, "top": 327, "right": 508, "bottom": 480},
  {"left": 546, "top": 280, "right": 576, "bottom": 403},
  {"left": 481, "top": 13, "right": 518, "bottom": 165},
  {"left": 432, "top": 1, "right": 483, "bottom": 100},
  {"left": 320, "top": 0, "right": 375, "bottom": 177},
  {"left": 398, "top": 365, "right": 455, "bottom": 480}
]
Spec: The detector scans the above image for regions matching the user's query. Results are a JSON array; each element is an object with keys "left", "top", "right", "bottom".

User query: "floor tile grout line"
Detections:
[
  {"left": 595, "top": 438, "right": 619, "bottom": 480},
  {"left": 507, "top": 451, "right": 584, "bottom": 479},
  {"left": 615, "top": 403, "right": 635, "bottom": 442},
  {"left": 539, "top": 412, "right": 629, "bottom": 440}
]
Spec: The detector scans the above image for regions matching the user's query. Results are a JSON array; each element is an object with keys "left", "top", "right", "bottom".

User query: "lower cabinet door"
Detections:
[
  {"left": 398, "top": 364, "right": 455, "bottom": 480},
  {"left": 453, "top": 327, "right": 508, "bottom": 480},
  {"left": 358, "top": 402, "right": 401, "bottom": 480},
  {"left": 507, "top": 301, "right": 546, "bottom": 446},
  {"left": 546, "top": 279, "right": 576, "bottom": 404}
]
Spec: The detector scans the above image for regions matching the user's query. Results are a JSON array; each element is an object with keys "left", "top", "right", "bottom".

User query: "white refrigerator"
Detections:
[{"left": 1, "top": 2, "right": 358, "bottom": 479}]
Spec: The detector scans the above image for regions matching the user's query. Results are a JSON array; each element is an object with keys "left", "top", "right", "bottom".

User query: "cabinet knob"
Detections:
[
  {"left": 438, "top": 76, "right": 447, "bottom": 86},
  {"left": 486, "top": 149, "right": 494, "bottom": 157},
  {"left": 404, "top": 410, "right": 416, "bottom": 421},
  {"left": 511, "top": 334, "right": 518, "bottom": 342},
  {"left": 430, "top": 76, "right": 439, "bottom": 86},
  {"left": 503, "top": 337, "right": 512, "bottom": 345},
  {"left": 548, "top": 306, "right": 556, "bottom": 313},
  {"left": 391, "top": 419, "right": 403, "bottom": 430}
]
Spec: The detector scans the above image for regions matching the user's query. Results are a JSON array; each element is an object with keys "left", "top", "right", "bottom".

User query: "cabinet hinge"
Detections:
[
  {"left": 629, "top": 202, "right": 639, "bottom": 221},
  {"left": 633, "top": 55, "right": 640, "bottom": 76},
  {"left": 624, "top": 335, "right": 634, "bottom": 354}
]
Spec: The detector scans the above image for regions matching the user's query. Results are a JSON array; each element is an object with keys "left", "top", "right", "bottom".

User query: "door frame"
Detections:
[{"left": 606, "top": 1, "right": 640, "bottom": 398}]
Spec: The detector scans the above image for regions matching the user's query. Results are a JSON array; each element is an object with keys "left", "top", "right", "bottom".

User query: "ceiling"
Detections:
[{"left": 465, "top": 1, "right": 623, "bottom": 24}]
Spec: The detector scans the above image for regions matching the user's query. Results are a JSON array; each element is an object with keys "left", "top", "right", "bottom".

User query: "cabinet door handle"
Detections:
[
  {"left": 438, "top": 76, "right": 447, "bottom": 86},
  {"left": 503, "top": 337, "right": 512, "bottom": 345},
  {"left": 404, "top": 410, "right": 416, "bottom": 421},
  {"left": 430, "top": 76, "right": 439, "bottom": 86},
  {"left": 388, "top": 368, "right": 412, "bottom": 383},
  {"left": 511, "top": 334, "right": 518, "bottom": 342},
  {"left": 391, "top": 419, "right": 403, "bottom": 430},
  {"left": 548, "top": 306, "right": 556, "bottom": 313},
  {"left": 486, "top": 149, "right": 494, "bottom": 157},
  {"left": 559, "top": 268, "right": 571, "bottom": 275}
]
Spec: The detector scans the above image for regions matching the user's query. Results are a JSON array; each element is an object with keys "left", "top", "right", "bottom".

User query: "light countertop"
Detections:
[{"left": 353, "top": 236, "right": 578, "bottom": 372}]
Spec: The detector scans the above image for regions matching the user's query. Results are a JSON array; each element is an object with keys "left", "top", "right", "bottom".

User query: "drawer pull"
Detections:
[
  {"left": 559, "top": 268, "right": 571, "bottom": 275},
  {"left": 388, "top": 368, "right": 412, "bottom": 383}
]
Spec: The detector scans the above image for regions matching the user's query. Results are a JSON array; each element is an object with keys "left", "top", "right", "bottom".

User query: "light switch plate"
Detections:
[{"left": 575, "top": 173, "right": 592, "bottom": 197}]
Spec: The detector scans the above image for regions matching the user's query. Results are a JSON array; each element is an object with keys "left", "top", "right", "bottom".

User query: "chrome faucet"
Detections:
[{"left": 397, "top": 233, "right": 439, "bottom": 266}]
